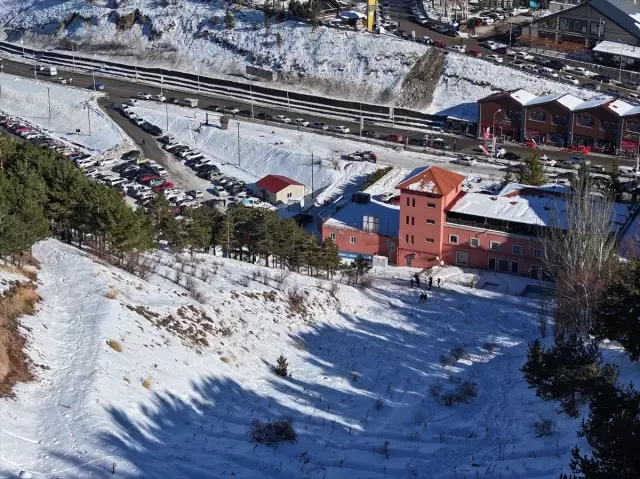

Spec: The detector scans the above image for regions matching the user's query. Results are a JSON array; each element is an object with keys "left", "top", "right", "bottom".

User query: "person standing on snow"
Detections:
[{"left": 428, "top": 276, "right": 433, "bottom": 290}]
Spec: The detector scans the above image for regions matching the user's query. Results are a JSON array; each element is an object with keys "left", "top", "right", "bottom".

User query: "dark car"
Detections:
[
  {"left": 121, "top": 150, "right": 141, "bottom": 161},
  {"left": 237, "top": 110, "right": 252, "bottom": 117},
  {"left": 409, "top": 137, "right": 427, "bottom": 146},
  {"left": 361, "top": 130, "right": 378, "bottom": 138},
  {"left": 583, "top": 83, "right": 598, "bottom": 90},
  {"left": 503, "top": 152, "right": 521, "bottom": 162},
  {"left": 604, "top": 87, "right": 623, "bottom": 98},
  {"left": 532, "top": 57, "right": 549, "bottom": 66},
  {"left": 594, "top": 75, "right": 611, "bottom": 83},
  {"left": 255, "top": 112, "right": 274, "bottom": 121},
  {"left": 385, "top": 134, "right": 404, "bottom": 143},
  {"left": 432, "top": 40, "right": 447, "bottom": 49},
  {"left": 205, "top": 105, "right": 220, "bottom": 111},
  {"left": 546, "top": 59, "right": 565, "bottom": 70},
  {"left": 443, "top": 29, "right": 458, "bottom": 38},
  {"left": 141, "top": 123, "right": 162, "bottom": 135}
]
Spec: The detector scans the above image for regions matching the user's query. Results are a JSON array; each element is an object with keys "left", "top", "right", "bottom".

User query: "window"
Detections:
[
  {"left": 559, "top": 17, "right": 587, "bottom": 34},
  {"left": 329, "top": 232, "right": 336, "bottom": 240},
  {"left": 551, "top": 115, "right": 568, "bottom": 126},
  {"left": 425, "top": 238, "right": 434, "bottom": 243},
  {"left": 512, "top": 245, "right": 523, "bottom": 255},
  {"left": 490, "top": 241, "right": 500, "bottom": 252},
  {"left": 412, "top": 198, "right": 416, "bottom": 207},
  {"left": 601, "top": 120, "right": 618, "bottom": 132},
  {"left": 405, "top": 234, "right": 414, "bottom": 244},
  {"left": 534, "top": 248, "right": 542, "bottom": 259},
  {"left": 406, "top": 216, "right": 410, "bottom": 225},
  {"left": 427, "top": 203, "right": 436, "bottom": 208},
  {"left": 456, "top": 252, "right": 469, "bottom": 266},
  {"left": 406, "top": 197, "right": 410, "bottom": 206},
  {"left": 506, "top": 109, "right": 521, "bottom": 121},
  {"left": 628, "top": 121, "right": 640, "bottom": 133},
  {"left": 287, "top": 192, "right": 292, "bottom": 198},
  {"left": 488, "top": 257, "right": 496, "bottom": 270},
  {"left": 576, "top": 115, "right": 595, "bottom": 128},
  {"left": 410, "top": 235, "right": 415, "bottom": 244},
  {"left": 349, "top": 236, "right": 356, "bottom": 244},
  {"left": 511, "top": 261, "right": 520, "bottom": 275},
  {"left": 426, "top": 219, "right": 435, "bottom": 224},
  {"left": 363, "top": 216, "right": 379, "bottom": 233},
  {"left": 538, "top": 17, "right": 557, "bottom": 29},
  {"left": 470, "top": 237, "right": 479, "bottom": 248},
  {"left": 498, "top": 259, "right": 510, "bottom": 273},
  {"left": 590, "top": 21, "right": 604, "bottom": 36},
  {"left": 388, "top": 242, "right": 396, "bottom": 251},
  {"left": 405, "top": 234, "right": 409, "bottom": 243},
  {"left": 528, "top": 111, "right": 547, "bottom": 122},
  {"left": 411, "top": 217, "right": 415, "bottom": 226},
  {"left": 448, "top": 234, "right": 459, "bottom": 244}
]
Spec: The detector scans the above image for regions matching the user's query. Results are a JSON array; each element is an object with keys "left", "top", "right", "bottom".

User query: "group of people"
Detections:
[{"left": 410, "top": 273, "right": 442, "bottom": 304}]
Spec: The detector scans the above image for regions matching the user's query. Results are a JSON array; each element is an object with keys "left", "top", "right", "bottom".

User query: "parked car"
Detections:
[
  {"left": 582, "top": 83, "right": 599, "bottom": 90},
  {"left": 432, "top": 40, "right": 447, "bottom": 49},
  {"left": 574, "top": 67, "right": 597, "bottom": 78},
  {"left": 91, "top": 83, "right": 104, "bottom": 91},
  {"left": 539, "top": 154, "right": 556, "bottom": 167},
  {"left": 466, "top": 49, "right": 482, "bottom": 57},
  {"left": 311, "top": 122, "right": 329, "bottom": 130},
  {"left": 593, "top": 75, "right": 611, "bottom": 83},
  {"left": 513, "top": 51, "right": 534, "bottom": 61},
  {"left": 153, "top": 94, "right": 166, "bottom": 102},
  {"left": 450, "top": 45, "right": 466, "bottom": 53},
  {"left": 333, "top": 126, "right": 350, "bottom": 134},
  {"left": 503, "top": 152, "right": 521, "bottom": 162},
  {"left": 560, "top": 75, "right": 579, "bottom": 85},
  {"left": 136, "top": 92, "right": 152, "bottom": 100},
  {"left": 361, "top": 130, "right": 378, "bottom": 138},
  {"left": 417, "top": 36, "right": 432, "bottom": 45},
  {"left": 255, "top": 112, "right": 274, "bottom": 121},
  {"left": 294, "top": 118, "right": 309, "bottom": 127},
  {"left": 222, "top": 106, "right": 240, "bottom": 115},
  {"left": 546, "top": 59, "right": 566, "bottom": 70},
  {"left": 348, "top": 151, "right": 377, "bottom": 162},
  {"left": 457, "top": 156, "right": 477, "bottom": 166},
  {"left": 431, "top": 138, "right": 450, "bottom": 150},
  {"left": 486, "top": 54, "right": 503, "bottom": 64},
  {"left": 385, "top": 134, "right": 403, "bottom": 143},
  {"left": 187, "top": 189, "right": 204, "bottom": 199},
  {"left": 274, "top": 115, "right": 292, "bottom": 123}
]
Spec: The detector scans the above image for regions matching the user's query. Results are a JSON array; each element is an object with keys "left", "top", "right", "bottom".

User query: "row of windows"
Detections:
[
  {"left": 456, "top": 252, "right": 547, "bottom": 278},
  {"left": 527, "top": 111, "right": 619, "bottom": 132},
  {"left": 328, "top": 232, "right": 397, "bottom": 252},
  {"left": 448, "top": 234, "right": 542, "bottom": 257},
  {"left": 406, "top": 216, "right": 437, "bottom": 225},
  {"left": 406, "top": 197, "right": 437, "bottom": 208}
]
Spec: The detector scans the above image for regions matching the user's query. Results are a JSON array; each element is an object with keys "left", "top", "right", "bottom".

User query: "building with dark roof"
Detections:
[{"left": 525, "top": 0, "right": 640, "bottom": 47}]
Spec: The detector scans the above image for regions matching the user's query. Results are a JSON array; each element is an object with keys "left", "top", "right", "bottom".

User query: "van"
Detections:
[
  {"left": 105, "top": 177, "right": 126, "bottom": 188},
  {"left": 181, "top": 98, "right": 198, "bottom": 108}
]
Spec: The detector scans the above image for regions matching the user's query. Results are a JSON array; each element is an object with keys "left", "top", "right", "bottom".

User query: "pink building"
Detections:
[{"left": 321, "top": 166, "right": 630, "bottom": 276}]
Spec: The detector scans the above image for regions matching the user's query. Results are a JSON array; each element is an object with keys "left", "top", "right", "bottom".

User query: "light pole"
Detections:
[
  {"left": 311, "top": 152, "right": 314, "bottom": 199},
  {"left": 165, "top": 97, "right": 169, "bottom": 131},
  {"left": 47, "top": 87, "right": 51, "bottom": 119},
  {"left": 0, "top": 64, "right": 4, "bottom": 99},
  {"left": 195, "top": 66, "right": 200, "bottom": 91},
  {"left": 86, "top": 104, "right": 92, "bottom": 136},
  {"left": 250, "top": 84, "right": 254, "bottom": 119},
  {"left": 20, "top": 38, "right": 24, "bottom": 58},
  {"left": 618, "top": 39, "right": 624, "bottom": 83},
  {"left": 237, "top": 122, "right": 241, "bottom": 166},
  {"left": 160, "top": 68, "right": 163, "bottom": 96},
  {"left": 492, "top": 109, "right": 502, "bottom": 157}
]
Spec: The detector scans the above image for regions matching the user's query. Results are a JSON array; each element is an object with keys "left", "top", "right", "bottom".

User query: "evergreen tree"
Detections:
[
  {"left": 225, "top": 9, "right": 235, "bottom": 29},
  {"left": 569, "top": 383, "right": 640, "bottom": 478},
  {"left": 521, "top": 339, "right": 544, "bottom": 389},
  {"left": 349, "top": 256, "right": 371, "bottom": 285},
  {"left": 516, "top": 153, "right": 547, "bottom": 186},
  {"left": 274, "top": 354, "right": 289, "bottom": 377},
  {"left": 592, "top": 259, "right": 640, "bottom": 361},
  {"left": 320, "top": 237, "right": 342, "bottom": 278},
  {"left": 502, "top": 169, "right": 515, "bottom": 186}
]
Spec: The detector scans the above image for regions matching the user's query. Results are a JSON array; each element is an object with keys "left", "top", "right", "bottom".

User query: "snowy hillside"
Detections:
[
  {"left": 427, "top": 55, "right": 605, "bottom": 121},
  {"left": 2, "top": 0, "right": 428, "bottom": 103},
  {"left": 2, "top": 239, "right": 638, "bottom": 478}
]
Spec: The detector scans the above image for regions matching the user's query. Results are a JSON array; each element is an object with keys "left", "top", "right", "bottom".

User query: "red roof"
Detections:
[
  {"left": 255, "top": 174, "right": 303, "bottom": 193},
  {"left": 396, "top": 166, "right": 465, "bottom": 196}
]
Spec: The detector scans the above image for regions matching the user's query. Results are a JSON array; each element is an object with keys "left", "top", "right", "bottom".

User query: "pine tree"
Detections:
[
  {"left": 521, "top": 339, "right": 544, "bottom": 389},
  {"left": 225, "top": 9, "right": 235, "bottom": 30},
  {"left": 321, "top": 237, "right": 342, "bottom": 278},
  {"left": 570, "top": 383, "right": 640, "bottom": 478},
  {"left": 517, "top": 153, "right": 547, "bottom": 186},
  {"left": 274, "top": 354, "right": 289, "bottom": 377},
  {"left": 593, "top": 259, "right": 640, "bottom": 361},
  {"left": 350, "top": 256, "right": 372, "bottom": 285}
]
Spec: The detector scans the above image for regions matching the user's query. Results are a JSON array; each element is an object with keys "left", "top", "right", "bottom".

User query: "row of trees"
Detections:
[{"left": 0, "top": 134, "right": 343, "bottom": 277}]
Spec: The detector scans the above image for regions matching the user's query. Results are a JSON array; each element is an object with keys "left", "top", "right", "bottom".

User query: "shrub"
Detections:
[
  {"left": 105, "top": 287, "right": 118, "bottom": 299},
  {"left": 483, "top": 342, "right": 498, "bottom": 353},
  {"left": 274, "top": 354, "right": 289, "bottom": 377},
  {"left": 429, "top": 384, "right": 442, "bottom": 397},
  {"left": 141, "top": 377, "right": 153, "bottom": 389},
  {"left": 439, "top": 354, "right": 453, "bottom": 367},
  {"left": 286, "top": 287, "right": 305, "bottom": 312},
  {"left": 106, "top": 339, "right": 123, "bottom": 352},
  {"left": 441, "top": 391, "right": 459, "bottom": 407},
  {"left": 359, "top": 275, "right": 373, "bottom": 289},
  {"left": 532, "top": 417, "right": 554, "bottom": 437},
  {"left": 328, "top": 281, "right": 339, "bottom": 298},
  {"left": 250, "top": 418, "right": 297, "bottom": 447},
  {"left": 274, "top": 270, "right": 289, "bottom": 290},
  {"left": 449, "top": 345, "right": 469, "bottom": 361},
  {"left": 456, "top": 381, "right": 478, "bottom": 403},
  {"left": 375, "top": 440, "right": 390, "bottom": 459}
]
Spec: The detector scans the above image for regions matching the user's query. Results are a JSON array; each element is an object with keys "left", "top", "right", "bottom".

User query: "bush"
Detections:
[
  {"left": 429, "top": 384, "right": 442, "bottom": 397},
  {"left": 274, "top": 354, "right": 289, "bottom": 377},
  {"left": 105, "top": 287, "right": 118, "bottom": 299},
  {"left": 359, "top": 275, "right": 373, "bottom": 288},
  {"left": 441, "top": 391, "right": 459, "bottom": 407},
  {"left": 360, "top": 167, "right": 393, "bottom": 191},
  {"left": 273, "top": 270, "right": 289, "bottom": 290},
  {"left": 286, "top": 287, "right": 305, "bottom": 312},
  {"left": 532, "top": 417, "right": 554, "bottom": 437},
  {"left": 439, "top": 354, "right": 453, "bottom": 367},
  {"left": 456, "top": 381, "right": 478, "bottom": 403},
  {"left": 483, "top": 342, "right": 498, "bottom": 353},
  {"left": 449, "top": 345, "right": 469, "bottom": 361},
  {"left": 106, "top": 339, "right": 123, "bottom": 352},
  {"left": 448, "top": 374, "right": 462, "bottom": 384},
  {"left": 141, "top": 377, "right": 153, "bottom": 389},
  {"left": 250, "top": 418, "right": 297, "bottom": 447}
]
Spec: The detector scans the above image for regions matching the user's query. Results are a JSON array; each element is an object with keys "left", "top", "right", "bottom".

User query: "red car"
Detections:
[
  {"left": 138, "top": 174, "right": 160, "bottom": 184},
  {"left": 466, "top": 49, "right": 482, "bottom": 57},
  {"left": 385, "top": 134, "right": 404, "bottom": 143},
  {"left": 432, "top": 40, "right": 447, "bottom": 49},
  {"left": 523, "top": 139, "right": 537, "bottom": 148},
  {"left": 153, "top": 181, "right": 175, "bottom": 192}
]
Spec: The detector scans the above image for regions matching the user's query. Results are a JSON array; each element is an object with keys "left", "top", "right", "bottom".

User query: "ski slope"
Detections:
[{"left": 2, "top": 239, "right": 638, "bottom": 478}]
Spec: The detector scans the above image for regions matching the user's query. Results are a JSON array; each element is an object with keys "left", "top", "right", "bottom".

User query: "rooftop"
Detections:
[
  {"left": 255, "top": 174, "right": 303, "bottom": 193},
  {"left": 323, "top": 199, "right": 400, "bottom": 238},
  {"left": 593, "top": 40, "right": 640, "bottom": 59},
  {"left": 396, "top": 165, "right": 465, "bottom": 196}
]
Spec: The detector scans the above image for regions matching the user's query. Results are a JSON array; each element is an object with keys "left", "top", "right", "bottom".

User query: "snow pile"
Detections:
[
  {"left": 3, "top": 0, "right": 427, "bottom": 103},
  {"left": 427, "top": 55, "right": 605, "bottom": 121},
  {"left": 1, "top": 239, "right": 639, "bottom": 478},
  {"left": 0, "top": 74, "right": 129, "bottom": 153}
]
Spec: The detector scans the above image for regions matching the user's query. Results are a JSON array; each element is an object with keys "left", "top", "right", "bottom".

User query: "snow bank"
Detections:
[
  {"left": 427, "top": 55, "right": 605, "bottom": 121},
  {"left": 0, "top": 74, "right": 128, "bottom": 153}
]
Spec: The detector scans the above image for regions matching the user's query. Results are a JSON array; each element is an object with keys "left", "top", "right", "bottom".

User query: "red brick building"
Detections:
[{"left": 321, "top": 166, "right": 629, "bottom": 276}]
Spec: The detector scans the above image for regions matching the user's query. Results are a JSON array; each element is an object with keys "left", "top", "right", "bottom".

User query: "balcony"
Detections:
[{"left": 446, "top": 212, "right": 541, "bottom": 237}]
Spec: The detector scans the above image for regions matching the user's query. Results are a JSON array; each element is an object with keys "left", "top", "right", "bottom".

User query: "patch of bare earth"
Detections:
[
  {"left": 394, "top": 49, "right": 445, "bottom": 109},
  {"left": 0, "top": 281, "right": 41, "bottom": 398}
]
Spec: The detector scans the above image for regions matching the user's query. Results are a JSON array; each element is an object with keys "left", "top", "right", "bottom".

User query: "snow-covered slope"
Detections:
[
  {"left": 2, "top": 0, "right": 427, "bottom": 103},
  {"left": 2, "top": 239, "right": 638, "bottom": 478}
]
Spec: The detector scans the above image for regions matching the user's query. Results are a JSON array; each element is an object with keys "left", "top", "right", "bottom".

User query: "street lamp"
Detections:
[
  {"left": 92, "top": 54, "right": 97, "bottom": 90},
  {"left": 195, "top": 65, "right": 200, "bottom": 92},
  {"left": 492, "top": 109, "right": 502, "bottom": 157},
  {"left": 618, "top": 39, "right": 624, "bottom": 83}
]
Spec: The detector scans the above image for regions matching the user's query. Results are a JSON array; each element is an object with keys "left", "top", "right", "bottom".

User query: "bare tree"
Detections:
[{"left": 540, "top": 168, "right": 618, "bottom": 335}]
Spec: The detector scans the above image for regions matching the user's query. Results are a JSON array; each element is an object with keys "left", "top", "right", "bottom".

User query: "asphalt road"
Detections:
[{"left": 1, "top": 56, "right": 636, "bottom": 172}]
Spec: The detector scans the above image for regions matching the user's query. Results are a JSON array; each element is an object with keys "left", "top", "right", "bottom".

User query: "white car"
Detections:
[
  {"left": 513, "top": 51, "right": 534, "bottom": 61},
  {"left": 187, "top": 189, "right": 204, "bottom": 199},
  {"left": 539, "top": 155, "right": 556, "bottom": 167},
  {"left": 126, "top": 99, "right": 139, "bottom": 107},
  {"left": 574, "top": 67, "right": 596, "bottom": 78},
  {"left": 153, "top": 94, "right": 166, "bottom": 102},
  {"left": 98, "top": 157, "right": 119, "bottom": 167},
  {"left": 524, "top": 63, "right": 538, "bottom": 73},
  {"left": 512, "top": 61, "right": 527, "bottom": 70},
  {"left": 333, "top": 126, "right": 351, "bottom": 134},
  {"left": 483, "top": 40, "right": 498, "bottom": 50},
  {"left": 136, "top": 92, "right": 152, "bottom": 100},
  {"left": 486, "top": 54, "right": 503, "bottom": 64},
  {"left": 450, "top": 45, "right": 466, "bottom": 53},
  {"left": 561, "top": 75, "right": 579, "bottom": 85},
  {"left": 274, "top": 115, "right": 292, "bottom": 124},
  {"left": 193, "top": 159, "right": 213, "bottom": 169},
  {"left": 132, "top": 117, "right": 145, "bottom": 127},
  {"left": 457, "top": 156, "right": 478, "bottom": 166},
  {"left": 294, "top": 118, "right": 309, "bottom": 127}
]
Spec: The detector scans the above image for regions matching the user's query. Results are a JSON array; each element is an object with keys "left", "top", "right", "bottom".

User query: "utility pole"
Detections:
[
  {"left": 47, "top": 87, "right": 51, "bottom": 119},
  {"left": 250, "top": 85, "right": 254, "bottom": 119},
  {"left": 87, "top": 105, "right": 92, "bottom": 136},
  {"left": 311, "top": 152, "right": 314, "bottom": 199},
  {"left": 165, "top": 99, "right": 169, "bottom": 131},
  {"left": 160, "top": 69, "right": 164, "bottom": 96},
  {"left": 237, "top": 122, "right": 241, "bottom": 166},
  {"left": 0, "top": 64, "right": 3, "bottom": 99},
  {"left": 34, "top": 64, "right": 37, "bottom": 81}
]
